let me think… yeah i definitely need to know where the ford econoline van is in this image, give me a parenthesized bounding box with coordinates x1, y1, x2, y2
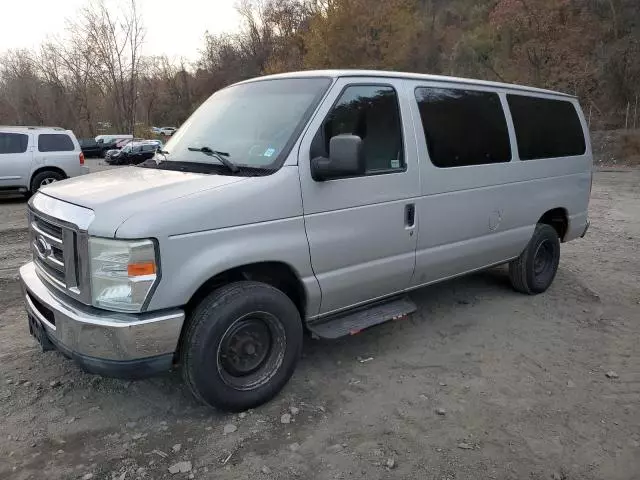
(19, 70, 591, 411)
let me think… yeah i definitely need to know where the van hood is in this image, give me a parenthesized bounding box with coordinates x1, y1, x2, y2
(40, 166, 248, 237)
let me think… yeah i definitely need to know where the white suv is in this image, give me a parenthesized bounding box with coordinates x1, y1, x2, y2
(0, 126, 89, 194)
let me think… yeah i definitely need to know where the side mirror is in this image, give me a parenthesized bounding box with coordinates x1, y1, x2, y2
(311, 134, 365, 181)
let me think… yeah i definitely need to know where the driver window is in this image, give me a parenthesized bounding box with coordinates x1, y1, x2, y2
(311, 85, 404, 175)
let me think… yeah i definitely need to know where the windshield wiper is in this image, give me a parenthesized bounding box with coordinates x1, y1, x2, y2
(187, 146, 239, 173)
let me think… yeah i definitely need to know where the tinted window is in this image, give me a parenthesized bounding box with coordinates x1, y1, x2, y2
(415, 87, 511, 168)
(311, 85, 404, 174)
(507, 95, 586, 160)
(38, 134, 75, 152)
(142, 144, 157, 152)
(0, 133, 29, 154)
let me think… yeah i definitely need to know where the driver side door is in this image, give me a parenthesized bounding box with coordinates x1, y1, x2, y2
(299, 78, 420, 317)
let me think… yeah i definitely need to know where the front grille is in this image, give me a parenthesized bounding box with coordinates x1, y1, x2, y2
(30, 210, 82, 297)
(51, 245, 64, 263)
(33, 216, 63, 239)
(35, 257, 66, 285)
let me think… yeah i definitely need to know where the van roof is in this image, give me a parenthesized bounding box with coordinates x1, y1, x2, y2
(0, 126, 68, 132)
(238, 69, 575, 99)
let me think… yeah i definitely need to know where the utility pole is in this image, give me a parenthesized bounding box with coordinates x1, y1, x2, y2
(634, 94, 638, 130)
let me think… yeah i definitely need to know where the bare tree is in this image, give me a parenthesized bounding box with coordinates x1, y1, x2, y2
(39, 30, 102, 136)
(74, 0, 145, 133)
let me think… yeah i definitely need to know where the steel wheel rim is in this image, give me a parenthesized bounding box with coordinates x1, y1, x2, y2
(217, 312, 286, 391)
(533, 239, 555, 279)
(40, 177, 57, 187)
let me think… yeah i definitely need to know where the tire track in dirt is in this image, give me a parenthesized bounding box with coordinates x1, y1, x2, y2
(0, 227, 31, 285)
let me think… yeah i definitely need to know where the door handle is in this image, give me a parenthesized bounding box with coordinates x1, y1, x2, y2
(405, 203, 415, 228)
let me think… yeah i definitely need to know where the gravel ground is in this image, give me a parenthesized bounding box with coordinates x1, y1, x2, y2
(0, 166, 639, 480)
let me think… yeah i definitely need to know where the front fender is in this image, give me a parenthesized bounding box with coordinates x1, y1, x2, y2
(146, 216, 321, 318)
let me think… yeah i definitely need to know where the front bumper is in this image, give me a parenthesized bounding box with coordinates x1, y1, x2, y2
(19, 262, 185, 378)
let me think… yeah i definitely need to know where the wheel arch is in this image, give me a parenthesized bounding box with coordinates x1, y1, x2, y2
(185, 261, 308, 319)
(175, 261, 308, 365)
(537, 207, 569, 242)
(29, 166, 67, 191)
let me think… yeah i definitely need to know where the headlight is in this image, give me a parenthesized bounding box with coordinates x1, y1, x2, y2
(89, 237, 159, 313)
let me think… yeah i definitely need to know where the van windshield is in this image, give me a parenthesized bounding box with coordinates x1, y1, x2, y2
(157, 77, 331, 172)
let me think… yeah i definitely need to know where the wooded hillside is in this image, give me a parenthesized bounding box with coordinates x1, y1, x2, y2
(1, 0, 638, 136)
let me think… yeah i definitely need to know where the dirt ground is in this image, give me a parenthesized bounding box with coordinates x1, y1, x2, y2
(0, 164, 639, 480)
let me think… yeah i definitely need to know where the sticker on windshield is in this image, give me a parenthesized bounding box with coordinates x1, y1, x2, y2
(391, 159, 400, 169)
(263, 148, 276, 157)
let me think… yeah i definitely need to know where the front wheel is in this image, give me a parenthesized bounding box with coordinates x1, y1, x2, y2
(181, 281, 303, 411)
(509, 223, 560, 294)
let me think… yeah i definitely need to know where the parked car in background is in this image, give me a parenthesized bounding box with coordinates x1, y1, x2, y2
(159, 127, 177, 136)
(95, 134, 133, 144)
(104, 139, 162, 161)
(104, 140, 159, 165)
(0, 126, 88, 194)
(96, 139, 120, 157)
(79, 138, 103, 158)
(103, 147, 123, 161)
(116, 138, 143, 148)
(145, 139, 163, 149)
(150, 126, 162, 134)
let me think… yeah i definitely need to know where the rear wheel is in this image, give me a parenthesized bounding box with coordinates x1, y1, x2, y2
(181, 281, 303, 411)
(509, 224, 560, 294)
(30, 170, 64, 193)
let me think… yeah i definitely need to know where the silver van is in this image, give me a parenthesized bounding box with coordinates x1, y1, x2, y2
(19, 70, 591, 410)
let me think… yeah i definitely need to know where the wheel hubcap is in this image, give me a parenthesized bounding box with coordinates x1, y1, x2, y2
(533, 239, 554, 278)
(219, 319, 272, 376)
(217, 312, 286, 391)
(40, 178, 57, 187)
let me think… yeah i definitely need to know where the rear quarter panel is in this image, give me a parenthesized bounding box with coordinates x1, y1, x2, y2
(31, 132, 83, 180)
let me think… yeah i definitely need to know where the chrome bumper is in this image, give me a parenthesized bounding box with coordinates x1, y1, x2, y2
(19, 262, 184, 376)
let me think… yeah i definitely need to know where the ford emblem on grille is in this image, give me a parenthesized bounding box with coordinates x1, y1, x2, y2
(34, 235, 52, 260)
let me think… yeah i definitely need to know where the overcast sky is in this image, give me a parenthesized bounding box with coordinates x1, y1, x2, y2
(0, 0, 240, 60)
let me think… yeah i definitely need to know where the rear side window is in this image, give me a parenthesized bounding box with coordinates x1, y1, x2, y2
(38, 134, 75, 152)
(507, 95, 586, 160)
(415, 87, 511, 168)
(0, 133, 29, 154)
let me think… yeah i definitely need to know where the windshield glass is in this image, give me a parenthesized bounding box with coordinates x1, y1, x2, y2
(160, 77, 331, 169)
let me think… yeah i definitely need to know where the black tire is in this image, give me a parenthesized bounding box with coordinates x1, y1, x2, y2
(181, 281, 303, 411)
(509, 223, 561, 295)
(30, 170, 65, 192)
